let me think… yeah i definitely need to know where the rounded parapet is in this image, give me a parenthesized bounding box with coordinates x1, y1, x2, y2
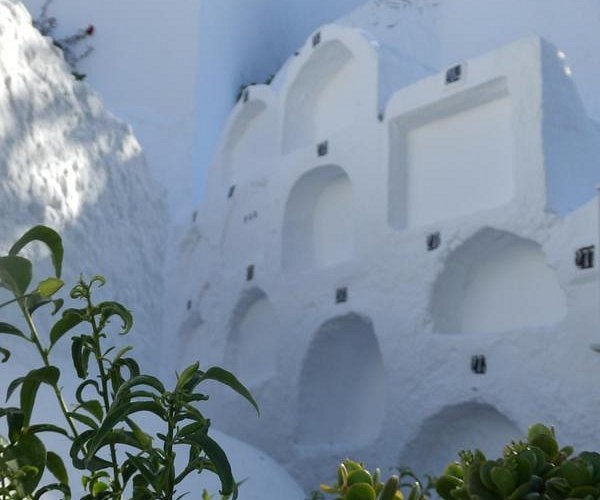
(281, 25, 378, 154)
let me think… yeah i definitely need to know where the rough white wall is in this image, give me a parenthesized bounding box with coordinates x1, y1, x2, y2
(20, 0, 201, 218)
(0, 2, 167, 495)
(170, 28, 600, 492)
(0, 0, 167, 366)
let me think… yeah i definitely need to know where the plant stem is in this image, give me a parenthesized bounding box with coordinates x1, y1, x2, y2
(19, 301, 79, 439)
(0, 293, 31, 310)
(163, 403, 176, 500)
(86, 295, 123, 498)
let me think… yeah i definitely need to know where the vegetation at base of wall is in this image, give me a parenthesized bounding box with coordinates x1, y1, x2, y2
(314, 424, 600, 500)
(0, 225, 258, 499)
(435, 423, 600, 500)
(313, 459, 431, 500)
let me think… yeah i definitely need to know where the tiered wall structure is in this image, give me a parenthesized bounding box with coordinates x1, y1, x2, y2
(169, 26, 600, 488)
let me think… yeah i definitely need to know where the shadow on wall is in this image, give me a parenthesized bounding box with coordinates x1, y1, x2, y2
(283, 39, 360, 154)
(226, 288, 281, 388)
(400, 402, 523, 478)
(0, 35, 166, 367)
(297, 312, 385, 448)
(431, 228, 567, 334)
(282, 164, 354, 271)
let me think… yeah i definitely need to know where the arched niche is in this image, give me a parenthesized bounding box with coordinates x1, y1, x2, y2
(400, 403, 522, 478)
(226, 288, 280, 387)
(221, 91, 275, 184)
(297, 313, 385, 447)
(283, 40, 362, 153)
(282, 165, 354, 271)
(432, 228, 567, 334)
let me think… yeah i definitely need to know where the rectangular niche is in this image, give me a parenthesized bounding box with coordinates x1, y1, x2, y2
(388, 78, 515, 229)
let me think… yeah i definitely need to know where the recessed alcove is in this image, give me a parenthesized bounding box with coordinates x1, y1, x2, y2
(222, 97, 273, 183)
(432, 228, 567, 334)
(388, 78, 515, 229)
(297, 313, 385, 447)
(226, 288, 280, 387)
(400, 403, 522, 477)
(282, 165, 354, 271)
(283, 40, 362, 153)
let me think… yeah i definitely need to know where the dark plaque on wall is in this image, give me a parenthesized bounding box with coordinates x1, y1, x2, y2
(335, 287, 348, 304)
(471, 355, 486, 374)
(575, 246, 595, 269)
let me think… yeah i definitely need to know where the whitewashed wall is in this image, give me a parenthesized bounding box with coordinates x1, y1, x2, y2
(170, 27, 600, 491)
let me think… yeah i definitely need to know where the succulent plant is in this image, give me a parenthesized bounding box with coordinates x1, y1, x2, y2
(435, 423, 600, 500)
(319, 459, 428, 500)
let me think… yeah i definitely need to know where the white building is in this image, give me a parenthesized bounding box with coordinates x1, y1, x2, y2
(170, 26, 600, 488)
(4, 0, 600, 495)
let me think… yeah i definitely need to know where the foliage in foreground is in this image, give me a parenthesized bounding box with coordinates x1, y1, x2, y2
(315, 459, 431, 500)
(0, 225, 258, 499)
(435, 423, 600, 500)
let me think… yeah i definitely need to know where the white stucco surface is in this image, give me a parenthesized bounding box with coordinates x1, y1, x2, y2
(4, 0, 600, 497)
(170, 24, 600, 491)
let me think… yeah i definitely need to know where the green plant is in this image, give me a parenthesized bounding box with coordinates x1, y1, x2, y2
(434, 423, 600, 500)
(317, 459, 429, 500)
(0, 225, 258, 499)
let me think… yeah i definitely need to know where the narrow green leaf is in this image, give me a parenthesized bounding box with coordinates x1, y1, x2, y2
(86, 402, 167, 459)
(192, 433, 237, 498)
(51, 298, 64, 315)
(14, 431, 47, 494)
(0, 322, 27, 339)
(98, 301, 133, 335)
(51, 310, 84, 347)
(46, 451, 69, 485)
(92, 481, 109, 495)
(0, 346, 9, 363)
(26, 292, 51, 315)
(9, 225, 64, 278)
(126, 453, 156, 486)
(176, 362, 200, 391)
(114, 375, 166, 402)
(6, 407, 24, 442)
(28, 424, 70, 437)
(79, 400, 104, 422)
(67, 411, 99, 430)
(75, 380, 102, 406)
(6, 376, 25, 402)
(71, 337, 91, 379)
(0, 256, 32, 296)
(20, 366, 61, 426)
(198, 367, 259, 415)
(37, 277, 64, 297)
(33, 483, 71, 500)
(125, 417, 152, 449)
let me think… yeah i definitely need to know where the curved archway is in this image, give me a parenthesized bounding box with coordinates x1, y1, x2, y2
(227, 288, 280, 387)
(297, 313, 385, 447)
(282, 165, 354, 271)
(400, 402, 522, 478)
(432, 228, 567, 334)
(283, 40, 363, 153)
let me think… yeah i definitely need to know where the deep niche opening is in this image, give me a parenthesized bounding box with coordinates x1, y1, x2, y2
(282, 165, 354, 271)
(283, 40, 360, 154)
(400, 402, 522, 479)
(431, 228, 567, 334)
(226, 288, 280, 387)
(297, 313, 385, 448)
